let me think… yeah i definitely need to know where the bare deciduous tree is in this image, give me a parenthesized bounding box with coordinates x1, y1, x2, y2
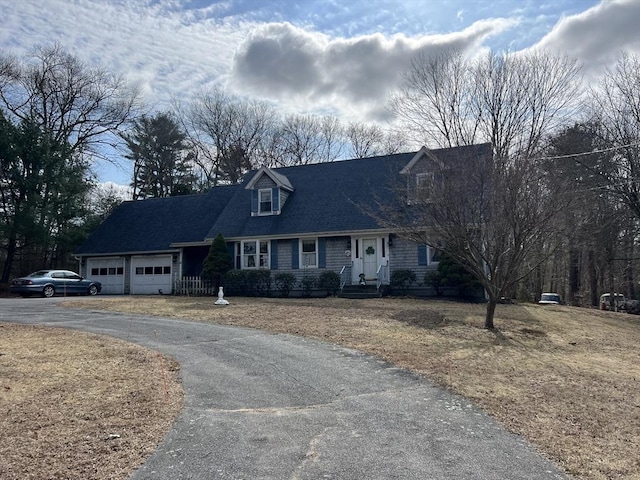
(346, 121, 385, 157)
(391, 49, 481, 148)
(317, 115, 345, 163)
(372, 146, 568, 329)
(391, 49, 582, 159)
(180, 87, 276, 185)
(276, 114, 324, 166)
(0, 43, 139, 156)
(588, 51, 640, 220)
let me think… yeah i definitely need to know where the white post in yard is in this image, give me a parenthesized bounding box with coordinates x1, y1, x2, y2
(215, 286, 229, 305)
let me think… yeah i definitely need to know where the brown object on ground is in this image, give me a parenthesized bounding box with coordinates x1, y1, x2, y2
(0, 324, 183, 480)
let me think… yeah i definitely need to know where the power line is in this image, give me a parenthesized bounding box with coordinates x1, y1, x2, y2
(537, 142, 640, 161)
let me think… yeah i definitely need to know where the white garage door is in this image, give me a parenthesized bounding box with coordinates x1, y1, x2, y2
(87, 257, 125, 294)
(131, 255, 173, 295)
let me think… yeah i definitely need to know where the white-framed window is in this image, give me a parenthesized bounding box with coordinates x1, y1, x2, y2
(416, 172, 434, 189)
(427, 244, 442, 265)
(242, 240, 270, 269)
(259, 189, 272, 214)
(416, 172, 435, 201)
(300, 239, 317, 268)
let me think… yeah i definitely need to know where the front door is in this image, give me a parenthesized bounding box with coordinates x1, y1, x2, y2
(362, 238, 378, 279)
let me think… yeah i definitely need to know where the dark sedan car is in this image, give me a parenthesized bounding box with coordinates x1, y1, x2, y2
(10, 270, 102, 298)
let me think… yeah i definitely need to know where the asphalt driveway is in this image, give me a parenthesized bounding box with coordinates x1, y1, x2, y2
(0, 298, 569, 479)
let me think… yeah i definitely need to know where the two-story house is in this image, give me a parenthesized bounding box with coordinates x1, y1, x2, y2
(75, 143, 492, 295)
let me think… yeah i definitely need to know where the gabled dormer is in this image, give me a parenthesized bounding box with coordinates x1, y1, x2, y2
(245, 166, 294, 216)
(401, 143, 494, 205)
(400, 146, 442, 204)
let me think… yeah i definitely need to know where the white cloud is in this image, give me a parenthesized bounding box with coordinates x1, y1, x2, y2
(230, 18, 518, 121)
(95, 181, 132, 201)
(0, 0, 249, 109)
(534, 0, 640, 78)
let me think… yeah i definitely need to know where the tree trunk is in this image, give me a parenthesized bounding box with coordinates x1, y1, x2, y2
(484, 298, 497, 330)
(1, 233, 17, 283)
(588, 250, 598, 307)
(568, 247, 580, 306)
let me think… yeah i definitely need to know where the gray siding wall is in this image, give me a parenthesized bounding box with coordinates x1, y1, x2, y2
(272, 236, 430, 283)
(326, 236, 351, 270)
(278, 239, 292, 270)
(280, 190, 290, 208)
(389, 236, 436, 284)
(272, 236, 350, 283)
(256, 176, 276, 188)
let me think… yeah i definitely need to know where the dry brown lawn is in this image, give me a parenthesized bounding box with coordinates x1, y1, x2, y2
(0, 323, 183, 480)
(3, 295, 640, 479)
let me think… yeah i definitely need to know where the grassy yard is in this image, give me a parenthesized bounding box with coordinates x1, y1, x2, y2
(0, 323, 183, 480)
(3, 295, 640, 479)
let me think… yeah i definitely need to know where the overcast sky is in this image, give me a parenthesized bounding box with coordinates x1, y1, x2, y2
(1, 0, 639, 185)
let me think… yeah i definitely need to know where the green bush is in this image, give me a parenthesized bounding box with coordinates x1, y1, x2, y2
(390, 269, 416, 295)
(222, 270, 248, 295)
(246, 270, 271, 296)
(436, 254, 481, 299)
(317, 270, 340, 296)
(274, 272, 296, 297)
(424, 270, 443, 296)
(300, 274, 316, 298)
(222, 270, 272, 296)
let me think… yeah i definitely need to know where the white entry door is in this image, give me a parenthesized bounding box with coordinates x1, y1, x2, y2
(362, 238, 378, 279)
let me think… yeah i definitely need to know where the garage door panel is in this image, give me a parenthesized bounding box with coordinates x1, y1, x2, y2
(87, 258, 125, 294)
(131, 256, 173, 294)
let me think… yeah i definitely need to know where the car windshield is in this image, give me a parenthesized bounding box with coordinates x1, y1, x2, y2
(541, 294, 560, 301)
(27, 271, 50, 278)
(602, 294, 623, 299)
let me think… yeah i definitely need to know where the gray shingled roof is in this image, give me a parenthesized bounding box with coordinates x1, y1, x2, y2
(206, 151, 416, 239)
(76, 144, 492, 255)
(75, 185, 237, 255)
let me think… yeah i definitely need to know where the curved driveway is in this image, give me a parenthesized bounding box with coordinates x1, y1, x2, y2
(0, 298, 569, 480)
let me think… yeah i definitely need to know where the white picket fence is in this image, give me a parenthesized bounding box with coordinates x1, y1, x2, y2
(174, 276, 216, 296)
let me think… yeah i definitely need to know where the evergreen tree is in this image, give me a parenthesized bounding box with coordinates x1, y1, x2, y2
(201, 234, 232, 291)
(0, 113, 91, 281)
(437, 253, 482, 299)
(123, 112, 197, 199)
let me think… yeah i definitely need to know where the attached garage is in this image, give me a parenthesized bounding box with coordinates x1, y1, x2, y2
(131, 255, 174, 295)
(87, 257, 125, 294)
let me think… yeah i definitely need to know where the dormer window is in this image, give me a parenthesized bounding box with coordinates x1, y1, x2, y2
(246, 166, 293, 217)
(259, 189, 272, 214)
(415, 172, 435, 203)
(416, 172, 434, 190)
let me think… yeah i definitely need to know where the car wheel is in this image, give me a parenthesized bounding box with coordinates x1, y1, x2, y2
(42, 285, 55, 298)
(88, 285, 98, 296)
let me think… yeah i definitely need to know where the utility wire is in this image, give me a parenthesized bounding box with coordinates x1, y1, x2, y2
(537, 142, 640, 161)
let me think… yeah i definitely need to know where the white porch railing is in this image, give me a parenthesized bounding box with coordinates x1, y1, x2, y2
(376, 264, 389, 292)
(340, 264, 352, 293)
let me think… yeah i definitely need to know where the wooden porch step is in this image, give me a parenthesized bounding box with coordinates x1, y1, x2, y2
(338, 284, 388, 299)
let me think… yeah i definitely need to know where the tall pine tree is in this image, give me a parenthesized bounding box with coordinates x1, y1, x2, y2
(123, 112, 197, 199)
